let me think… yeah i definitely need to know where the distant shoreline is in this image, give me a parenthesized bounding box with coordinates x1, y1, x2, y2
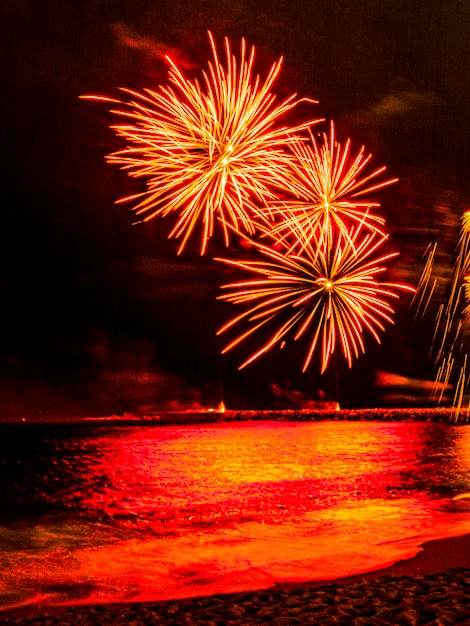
(1, 406, 468, 425)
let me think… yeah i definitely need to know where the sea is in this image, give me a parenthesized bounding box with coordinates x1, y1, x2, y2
(1, 417, 470, 612)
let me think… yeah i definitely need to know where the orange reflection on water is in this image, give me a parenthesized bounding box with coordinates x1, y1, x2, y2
(2, 421, 470, 611)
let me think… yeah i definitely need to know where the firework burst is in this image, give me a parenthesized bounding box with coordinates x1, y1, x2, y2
(83, 32, 321, 254)
(216, 219, 414, 374)
(266, 122, 397, 253)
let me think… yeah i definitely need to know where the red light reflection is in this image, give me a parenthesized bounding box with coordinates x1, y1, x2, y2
(1, 421, 470, 611)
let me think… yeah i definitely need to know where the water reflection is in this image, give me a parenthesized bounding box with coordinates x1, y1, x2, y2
(1, 420, 470, 610)
(69, 421, 470, 524)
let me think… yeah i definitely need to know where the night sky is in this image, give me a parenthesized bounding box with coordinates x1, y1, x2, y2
(1, 0, 470, 419)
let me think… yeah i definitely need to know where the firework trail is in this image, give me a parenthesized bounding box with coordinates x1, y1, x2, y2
(426, 210, 470, 416)
(444, 211, 470, 319)
(82, 32, 321, 254)
(450, 354, 468, 422)
(459, 211, 470, 323)
(410, 242, 438, 323)
(216, 219, 413, 374)
(431, 351, 454, 403)
(431, 211, 470, 364)
(265, 121, 397, 253)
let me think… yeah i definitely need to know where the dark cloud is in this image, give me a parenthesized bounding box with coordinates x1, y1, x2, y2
(111, 22, 198, 70)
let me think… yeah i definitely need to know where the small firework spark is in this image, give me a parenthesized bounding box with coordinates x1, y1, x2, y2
(82, 32, 321, 254)
(266, 121, 397, 253)
(410, 242, 438, 323)
(216, 219, 413, 374)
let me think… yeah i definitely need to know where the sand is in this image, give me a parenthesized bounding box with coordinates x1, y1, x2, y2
(2, 533, 470, 625)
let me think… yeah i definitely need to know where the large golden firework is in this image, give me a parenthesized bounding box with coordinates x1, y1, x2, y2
(267, 122, 397, 253)
(83, 32, 320, 254)
(216, 219, 414, 374)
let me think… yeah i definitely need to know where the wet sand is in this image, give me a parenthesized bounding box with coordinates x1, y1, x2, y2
(3, 533, 470, 625)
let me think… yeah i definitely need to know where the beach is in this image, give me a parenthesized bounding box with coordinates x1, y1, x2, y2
(2, 533, 470, 625)
(2, 414, 470, 624)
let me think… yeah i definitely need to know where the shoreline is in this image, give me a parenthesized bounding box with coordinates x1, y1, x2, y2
(276, 531, 470, 589)
(1, 406, 469, 426)
(3, 533, 470, 624)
